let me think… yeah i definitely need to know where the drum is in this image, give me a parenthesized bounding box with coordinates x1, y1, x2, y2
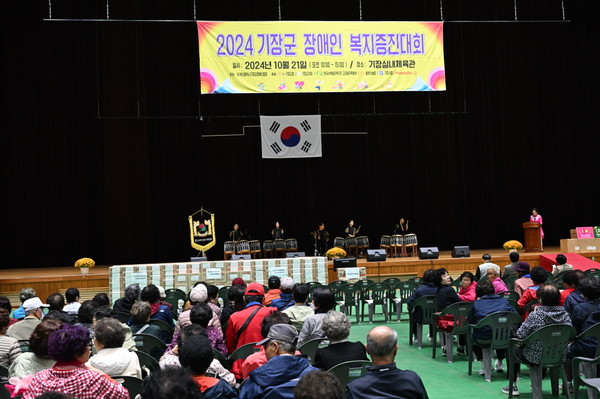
(344, 237, 357, 248)
(236, 240, 251, 254)
(249, 240, 261, 258)
(333, 237, 345, 248)
(357, 236, 370, 249)
(391, 235, 404, 247)
(274, 239, 286, 250)
(285, 238, 298, 251)
(224, 241, 235, 260)
(403, 234, 418, 246)
(380, 235, 391, 248)
(262, 240, 274, 258)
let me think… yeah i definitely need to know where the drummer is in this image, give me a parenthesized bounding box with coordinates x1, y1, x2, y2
(315, 223, 330, 255)
(229, 223, 244, 241)
(345, 220, 357, 237)
(394, 217, 410, 235)
(271, 221, 284, 240)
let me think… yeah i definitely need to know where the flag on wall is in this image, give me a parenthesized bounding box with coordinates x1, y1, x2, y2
(260, 115, 322, 159)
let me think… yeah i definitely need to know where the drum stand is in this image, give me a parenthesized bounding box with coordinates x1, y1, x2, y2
(313, 233, 319, 256)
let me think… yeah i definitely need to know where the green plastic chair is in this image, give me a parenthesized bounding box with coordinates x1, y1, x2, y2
(335, 284, 363, 323)
(328, 280, 349, 291)
(450, 279, 462, 291)
(467, 311, 522, 381)
(218, 286, 231, 308)
(502, 274, 517, 291)
(113, 375, 143, 399)
(133, 333, 167, 361)
(408, 295, 436, 348)
(134, 349, 160, 379)
(407, 276, 423, 284)
(551, 271, 567, 290)
(432, 301, 473, 363)
(164, 289, 187, 316)
(382, 277, 402, 287)
(360, 282, 391, 323)
(507, 323, 576, 399)
(390, 281, 418, 321)
(223, 341, 258, 370)
(587, 271, 600, 280)
(327, 360, 372, 388)
(585, 268, 600, 275)
(354, 279, 375, 292)
(519, 298, 539, 317)
(499, 290, 520, 301)
(149, 318, 174, 342)
(297, 337, 329, 364)
(306, 281, 323, 289)
(575, 322, 600, 358)
(0, 365, 8, 378)
(572, 355, 600, 399)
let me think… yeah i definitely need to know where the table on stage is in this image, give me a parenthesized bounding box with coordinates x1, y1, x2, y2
(538, 252, 600, 272)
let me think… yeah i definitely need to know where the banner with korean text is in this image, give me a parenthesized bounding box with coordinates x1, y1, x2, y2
(197, 21, 445, 94)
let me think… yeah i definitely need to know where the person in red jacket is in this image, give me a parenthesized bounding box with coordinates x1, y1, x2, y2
(225, 282, 276, 379)
(517, 267, 549, 319)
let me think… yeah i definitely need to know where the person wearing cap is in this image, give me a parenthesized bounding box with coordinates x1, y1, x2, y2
(7, 297, 48, 342)
(12, 288, 37, 320)
(231, 277, 246, 287)
(239, 324, 317, 399)
(271, 277, 295, 311)
(513, 262, 533, 297)
(346, 326, 429, 399)
(264, 276, 282, 306)
(155, 285, 174, 311)
(226, 282, 277, 379)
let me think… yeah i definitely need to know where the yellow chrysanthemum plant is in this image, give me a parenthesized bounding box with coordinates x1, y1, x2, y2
(503, 240, 523, 251)
(74, 257, 95, 269)
(325, 247, 347, 260)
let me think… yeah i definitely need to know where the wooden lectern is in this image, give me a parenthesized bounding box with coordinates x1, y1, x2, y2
(522, 222, 542, 252)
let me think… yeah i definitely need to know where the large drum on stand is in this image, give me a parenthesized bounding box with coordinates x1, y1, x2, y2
(403, 234, 418, 256)
(390, 234, 404, 257)
(224, 241, 235, 260)
(263, 240, 274, 258)
(285, 238, 298, 252)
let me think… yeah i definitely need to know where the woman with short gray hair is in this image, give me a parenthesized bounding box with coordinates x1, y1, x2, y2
(312, 311, 368, 370)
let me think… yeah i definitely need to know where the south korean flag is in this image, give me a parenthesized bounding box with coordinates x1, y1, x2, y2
(260, 115, 322, 159)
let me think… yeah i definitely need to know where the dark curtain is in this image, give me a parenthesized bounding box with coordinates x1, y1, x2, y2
(1, 0, 595, 269)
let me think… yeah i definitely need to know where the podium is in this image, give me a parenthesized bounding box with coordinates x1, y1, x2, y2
(522, 222, 542, 252)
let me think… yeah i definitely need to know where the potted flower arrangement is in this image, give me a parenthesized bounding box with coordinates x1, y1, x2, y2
(503, 240, 523, 253)
(325, 247, 347, 260)
(74, 257, 95, 275)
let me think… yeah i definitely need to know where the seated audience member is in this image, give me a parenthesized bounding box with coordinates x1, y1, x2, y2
(139, 366, 203, 399)
(552, 254, 573, 276)
(240, 324, 317, 399)
(87, 317, 141, 378)
(0, 297, 19, 327)
(563, 271, 588, 315)
(434, 268, 462, 354)
(155, 285, 173, 311)
(476, 254, 500, 281)
(9, 319, 62, 378)
(12, 288, 37, 320)
(159, 324, 236, 387)
(486, 265, 508, 295)
(271, 277, 296, 311)
(7, 297, 48, 342)
(113, 284, 140, 322)
(179, 334, 238, 399)
(559, 270, 577, 305)
(175, 284, 221, 340)
(513, 262, 533, 297)
(297, 286, 336, 347)
(467, 280, 517, 378)
(293, 370, 344, 399)
(62, 288, 81, 315)
(206, 284, 222, 317)
(242, 311, 295, 379)
(92, 305, 136, 351)
(313, 311, 367, 370)
(503, 252, 520, 279)
(346, 326, 429, 399)
(264, 276, 283, 306)
(129, 301, 162, 339)
(458, 271, 477, 302)
(517, 266, 549, 314)
(140, 285, 175, 329)
(502, 284, 572, 396)
(225, 283, 277, 379)
(407, 269, 438, 344)
(74, 300, 98, 337)
(283, 283, 314, 332)
(190, 303, 227, 355)
(0, 309, 21, 368)
(20, 324, 129, 399)
(91, 293, 110, 307)
(45, 293, 76, 324)
(220, 284, 246, 334)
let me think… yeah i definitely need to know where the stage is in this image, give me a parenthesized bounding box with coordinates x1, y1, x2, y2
(2, 247, 599, 305)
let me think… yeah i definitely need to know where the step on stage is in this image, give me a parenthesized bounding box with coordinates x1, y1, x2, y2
(2, 247, 599, 303)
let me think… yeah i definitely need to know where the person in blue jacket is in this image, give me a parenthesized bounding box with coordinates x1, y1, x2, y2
(239, 323, 317, 399)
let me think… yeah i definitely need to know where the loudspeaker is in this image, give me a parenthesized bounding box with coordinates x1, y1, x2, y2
(451, 246, 471, 258)
(232, 254, 251, 260)
(366, 249, 387, 262)
(333, 257, 357, 271)
(190, 257, 207, 262)
(418, 247, 440, 260)
(285, 252, 305, 258)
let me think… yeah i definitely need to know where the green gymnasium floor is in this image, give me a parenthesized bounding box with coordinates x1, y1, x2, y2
(346, 317, 570, 399)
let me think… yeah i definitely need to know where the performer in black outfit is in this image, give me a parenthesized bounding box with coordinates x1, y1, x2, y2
(271, 221, 284, 240)
(394, 217, 410, 235)
(345, 220, 358, 237)
(315, 223, 330, 256)
(229, 223, 243, 241)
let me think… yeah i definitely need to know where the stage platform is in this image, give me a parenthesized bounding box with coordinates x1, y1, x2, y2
(2, 247, 599, 305)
